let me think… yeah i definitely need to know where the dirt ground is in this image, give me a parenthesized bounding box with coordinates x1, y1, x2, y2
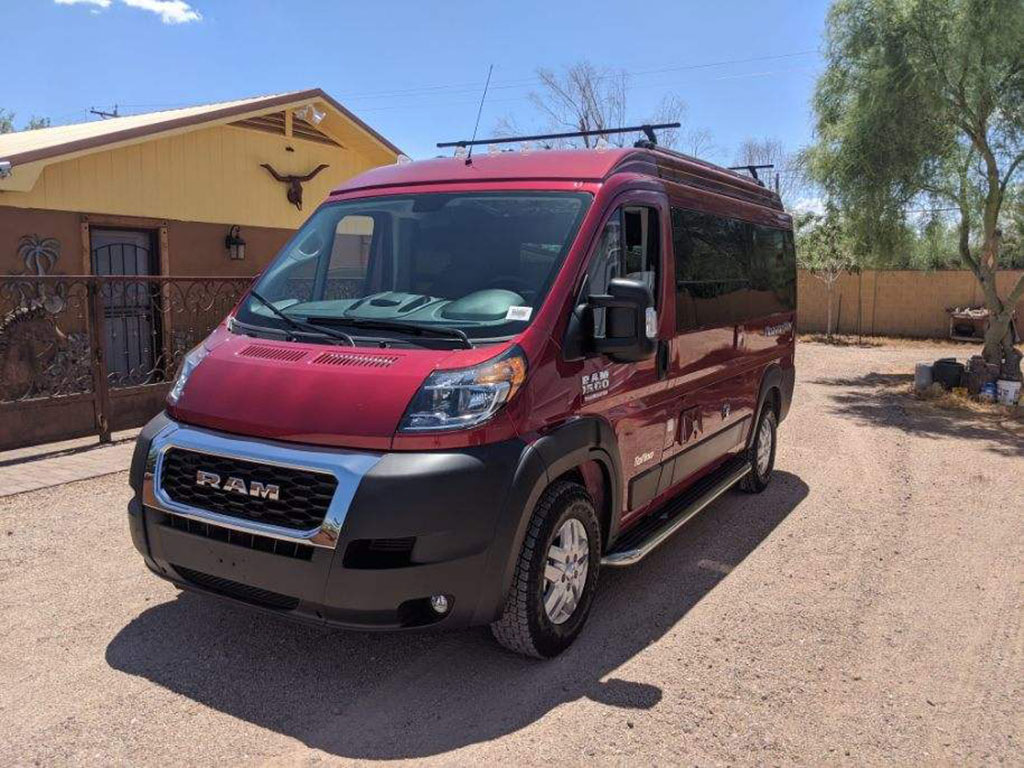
(1, 341, 1021, 767)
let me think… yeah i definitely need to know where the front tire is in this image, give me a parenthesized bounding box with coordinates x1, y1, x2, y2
(740, 406, 777, 493)
(490, 480, 601, 658)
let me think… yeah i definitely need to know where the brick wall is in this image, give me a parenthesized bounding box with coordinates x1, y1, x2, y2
(797, 269, 1024, 338)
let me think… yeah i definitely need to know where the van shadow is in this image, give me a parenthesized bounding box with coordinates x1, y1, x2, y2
(105, 471, 808, 760)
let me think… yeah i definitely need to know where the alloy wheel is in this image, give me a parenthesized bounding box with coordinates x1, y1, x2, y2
(543, 518, 589, 625)
(756, 415, 774, 477)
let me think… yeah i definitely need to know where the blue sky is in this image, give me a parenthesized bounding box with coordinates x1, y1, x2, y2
(3, 0, 830, 166)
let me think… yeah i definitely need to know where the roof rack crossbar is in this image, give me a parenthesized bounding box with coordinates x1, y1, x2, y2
(727, 163, 774, 183)
(437, 123, 681, 149)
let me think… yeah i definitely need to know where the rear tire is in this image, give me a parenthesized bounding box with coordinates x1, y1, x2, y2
(490, 480, 601, 658)
(739, 406, 777, 493)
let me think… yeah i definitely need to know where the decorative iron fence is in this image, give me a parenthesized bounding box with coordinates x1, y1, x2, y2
(0, 275, 253, 451)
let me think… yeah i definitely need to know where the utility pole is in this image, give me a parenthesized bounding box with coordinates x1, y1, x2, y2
(90, 107, 119, 120)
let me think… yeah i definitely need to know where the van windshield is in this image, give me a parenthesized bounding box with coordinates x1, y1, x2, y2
(236, 192, 591, 344)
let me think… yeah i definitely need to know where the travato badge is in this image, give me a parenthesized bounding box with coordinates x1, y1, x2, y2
(764, 321, 793, 337)
(195, 469, 280, 501)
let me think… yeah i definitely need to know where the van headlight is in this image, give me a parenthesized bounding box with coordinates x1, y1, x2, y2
(167, 343, 210, 405)
(399, 347, 527, 432)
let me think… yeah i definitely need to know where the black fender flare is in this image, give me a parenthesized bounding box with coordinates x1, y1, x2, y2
(748, 363, 788, 448)
(469, 417, 622, 626)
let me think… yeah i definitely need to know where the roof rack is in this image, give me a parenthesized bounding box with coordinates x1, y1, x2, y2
(727, 163, 774, 186)
(437, 123, 681, 149)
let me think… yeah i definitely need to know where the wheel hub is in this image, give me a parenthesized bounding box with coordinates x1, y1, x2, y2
(543, 518, 589, 625)
(756, 417, 773, 476)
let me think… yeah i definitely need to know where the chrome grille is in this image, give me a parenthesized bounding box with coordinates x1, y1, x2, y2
(160, 448, 337, 531)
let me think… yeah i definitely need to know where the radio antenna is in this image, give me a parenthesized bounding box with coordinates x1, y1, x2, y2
(464, 64, 493, 166)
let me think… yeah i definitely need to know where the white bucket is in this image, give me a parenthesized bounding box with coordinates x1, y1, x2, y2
(996, 379, 1021, 405)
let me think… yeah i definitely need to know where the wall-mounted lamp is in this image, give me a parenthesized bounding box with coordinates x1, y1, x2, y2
(294, 104, 326, 126)
(225, 225, 246, 261)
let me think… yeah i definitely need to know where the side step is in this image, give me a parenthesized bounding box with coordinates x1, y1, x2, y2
(601, 457, 751, 567)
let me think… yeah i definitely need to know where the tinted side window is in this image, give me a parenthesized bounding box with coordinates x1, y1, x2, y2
(672, 208, 748, 330)
(671, 207, 794, 331)
(749, 224, 796, 316)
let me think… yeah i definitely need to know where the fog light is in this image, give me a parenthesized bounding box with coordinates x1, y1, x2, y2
(430, 594, 450, 614)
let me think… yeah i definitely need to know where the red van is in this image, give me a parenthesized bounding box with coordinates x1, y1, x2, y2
(127, 135, 796, 658)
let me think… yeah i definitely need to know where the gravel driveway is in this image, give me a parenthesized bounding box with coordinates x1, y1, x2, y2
(1, 341, 1021, 766)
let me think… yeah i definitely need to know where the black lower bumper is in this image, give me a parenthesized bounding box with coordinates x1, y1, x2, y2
(129, 418, 543, 630)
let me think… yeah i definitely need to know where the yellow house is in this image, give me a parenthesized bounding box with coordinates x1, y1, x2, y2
(0, 90, 399, 451)
(0, 88, 401, 278)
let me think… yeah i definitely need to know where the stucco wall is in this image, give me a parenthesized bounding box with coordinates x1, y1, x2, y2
(797, 269, 1024, 338)
(0, 206, 289, 277)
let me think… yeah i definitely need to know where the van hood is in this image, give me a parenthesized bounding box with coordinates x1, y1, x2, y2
(168, 329, 508, 450)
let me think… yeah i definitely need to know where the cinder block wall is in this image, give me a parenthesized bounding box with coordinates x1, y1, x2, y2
(797, 269, 1024, 338)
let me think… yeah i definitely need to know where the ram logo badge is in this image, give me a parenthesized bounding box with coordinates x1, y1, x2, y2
(195, 470, 280, 501)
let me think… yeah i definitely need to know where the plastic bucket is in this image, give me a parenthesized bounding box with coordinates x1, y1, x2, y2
(932, 358, 965, 390)
(914, 363, 933, 391)
(996, 379, 1021, 405)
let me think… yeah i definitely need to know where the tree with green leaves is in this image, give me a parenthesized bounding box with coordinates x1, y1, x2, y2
(809, 0, 1024, 373)
(0, 110, 50, 133)
(796, 205, 857, 339)
(24, 116, 50, 130)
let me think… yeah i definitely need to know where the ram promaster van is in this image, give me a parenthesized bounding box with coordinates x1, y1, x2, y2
(127, 128, 796, 658)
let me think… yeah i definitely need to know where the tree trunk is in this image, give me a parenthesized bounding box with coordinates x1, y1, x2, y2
(983, 310, 1015, 370)
(980, 304, 1007, 366)
(826, 284, 834, 339)
(975, 233, 1024, 369)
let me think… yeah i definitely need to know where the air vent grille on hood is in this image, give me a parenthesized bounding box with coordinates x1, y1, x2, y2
(311, 351, 399, 368)
(238, 344, 308, 362)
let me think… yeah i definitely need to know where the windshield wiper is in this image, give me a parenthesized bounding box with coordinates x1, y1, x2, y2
(247, 290, 355, 347)
(304, 316, 473, 349)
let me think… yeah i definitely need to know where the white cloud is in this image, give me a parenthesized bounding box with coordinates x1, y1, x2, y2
(121, 0, 202, 24)
(55, 0, 112, 7)
(54, 0, 202, 24)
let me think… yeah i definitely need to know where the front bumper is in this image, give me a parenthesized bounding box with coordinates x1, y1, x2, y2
(128, 414, 531, 630)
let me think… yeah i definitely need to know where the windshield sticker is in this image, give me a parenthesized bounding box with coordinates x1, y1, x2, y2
(505, 305, 533, 322)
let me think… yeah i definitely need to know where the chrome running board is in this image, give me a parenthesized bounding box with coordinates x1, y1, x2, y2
(601, 460, 751, 567)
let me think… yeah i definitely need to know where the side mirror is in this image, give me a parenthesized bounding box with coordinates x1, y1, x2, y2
(588, 277, 657, 363)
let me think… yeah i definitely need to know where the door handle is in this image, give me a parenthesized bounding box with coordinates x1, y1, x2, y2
(656, 340, 669, 380)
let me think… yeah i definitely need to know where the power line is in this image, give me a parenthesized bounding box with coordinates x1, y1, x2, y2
(332, 49, 819, 102)
(48, 48, 821, 128)
(349, 64, 820, 115)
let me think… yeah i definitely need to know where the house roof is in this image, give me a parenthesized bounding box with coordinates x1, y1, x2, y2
(0, 88, 402, 166)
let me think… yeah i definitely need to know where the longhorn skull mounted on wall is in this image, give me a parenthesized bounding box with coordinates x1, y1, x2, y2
(259, 163, 330, 210)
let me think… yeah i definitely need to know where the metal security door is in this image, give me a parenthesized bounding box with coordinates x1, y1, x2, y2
(90, 229, 163, 387)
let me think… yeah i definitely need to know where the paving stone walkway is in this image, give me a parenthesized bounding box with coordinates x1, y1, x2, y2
(0, 429, 139, 497)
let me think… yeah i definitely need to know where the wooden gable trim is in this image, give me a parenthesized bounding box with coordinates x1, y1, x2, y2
(228, 111, 343, 148)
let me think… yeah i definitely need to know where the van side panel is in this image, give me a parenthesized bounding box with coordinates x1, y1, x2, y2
(608, 179, 795, 532)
